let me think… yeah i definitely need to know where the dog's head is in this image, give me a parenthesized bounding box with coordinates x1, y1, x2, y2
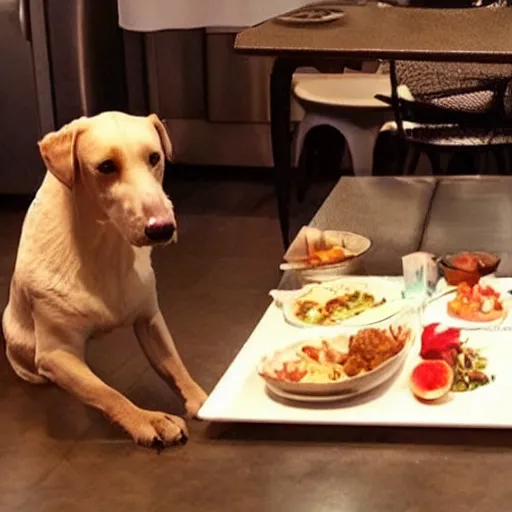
(38, 112, 176, 247)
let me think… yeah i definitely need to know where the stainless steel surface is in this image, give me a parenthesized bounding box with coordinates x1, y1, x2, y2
(18, 0, 29, 41)
(28, 0, 54, 135)
(45, 0, 127, 127)
(0, 0, 130, 194)
(145, 30, 205, 119)
(0, 0, 44, 193)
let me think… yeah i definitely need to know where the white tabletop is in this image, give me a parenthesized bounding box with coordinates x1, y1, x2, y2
(199, 276, 512, 429)
(117, 0, 313, 31)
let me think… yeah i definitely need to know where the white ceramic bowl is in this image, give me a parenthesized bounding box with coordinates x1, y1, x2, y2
(293, 230, 372, 284)
(258, 306, 419, 402)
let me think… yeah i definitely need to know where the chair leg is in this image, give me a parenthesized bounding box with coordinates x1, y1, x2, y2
(447, 152, 476, 175)
(426, 150, 443, 175)
(505, 147, 512, 175)
(402, 146, 421, 176)
(494, 147, 511, 175)
(504, 146, 512, 175)
(293, 116, 320, 205)
(479, 152, 488, 174)
(296, 144, 309, 203)
(342, 124, 381, 176)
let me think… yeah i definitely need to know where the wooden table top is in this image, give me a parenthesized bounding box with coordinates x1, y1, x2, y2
(235, 4, 512, 62)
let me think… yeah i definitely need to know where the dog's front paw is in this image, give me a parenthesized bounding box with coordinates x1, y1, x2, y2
(127, 410, 188, 450)
(184, 387, 208, 419)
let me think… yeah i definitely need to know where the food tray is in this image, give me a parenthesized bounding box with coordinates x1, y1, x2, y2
(198, 277, 512, 428)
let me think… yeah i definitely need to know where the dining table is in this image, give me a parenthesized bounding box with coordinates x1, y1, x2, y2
(234, 2, 512, 247)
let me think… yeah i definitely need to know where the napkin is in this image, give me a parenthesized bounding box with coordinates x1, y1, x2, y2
(402, 251, 439, 298)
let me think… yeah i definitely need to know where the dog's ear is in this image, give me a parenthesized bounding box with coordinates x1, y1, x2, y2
(38, 117, 86, 189)
(149, 114, 173, 161)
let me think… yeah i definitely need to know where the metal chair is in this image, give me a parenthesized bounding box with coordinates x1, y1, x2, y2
(375, 59, 512, 175)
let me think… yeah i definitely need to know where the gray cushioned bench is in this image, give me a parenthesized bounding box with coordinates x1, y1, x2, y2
(420, 177, 512, 275)
(281, 176, 512, 288)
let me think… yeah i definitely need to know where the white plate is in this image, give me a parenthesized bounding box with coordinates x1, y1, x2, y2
(198, 277, 512, 429)
(280, 278, 405, 328)
(423, 284, 510, 330)
(266, 384, 361, 403)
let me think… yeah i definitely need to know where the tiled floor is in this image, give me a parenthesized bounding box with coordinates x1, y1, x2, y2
(0, 175, 335, 512)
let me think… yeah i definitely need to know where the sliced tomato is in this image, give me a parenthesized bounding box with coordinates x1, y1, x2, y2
(317, 247, 343, 262)
(478, 285, 500, 298)
(453, 283, 502, 315)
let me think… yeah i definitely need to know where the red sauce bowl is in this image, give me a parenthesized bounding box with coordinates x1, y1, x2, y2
(439, 251, 500, 286)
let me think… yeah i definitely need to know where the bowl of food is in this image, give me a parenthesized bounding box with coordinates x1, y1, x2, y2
(281, 228, 372, 284)
(258, 307, 418, 401)
(438, 251, 500, 286)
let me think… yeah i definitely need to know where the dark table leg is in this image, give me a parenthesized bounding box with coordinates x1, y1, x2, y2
(270, 57, 297, 249)
(270, 57, 349, 249)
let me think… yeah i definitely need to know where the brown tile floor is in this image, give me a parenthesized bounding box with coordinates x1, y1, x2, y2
(0, 176, 335, 512)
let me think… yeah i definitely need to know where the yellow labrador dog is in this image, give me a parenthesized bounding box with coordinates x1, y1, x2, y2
(2, 112, 207, 449)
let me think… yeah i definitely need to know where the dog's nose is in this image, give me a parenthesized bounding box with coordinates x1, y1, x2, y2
(145, 219, 175, 242)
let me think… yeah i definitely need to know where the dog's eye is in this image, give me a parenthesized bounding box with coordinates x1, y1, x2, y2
(97, 159, 117, 174)
(149, 152, 161, 167)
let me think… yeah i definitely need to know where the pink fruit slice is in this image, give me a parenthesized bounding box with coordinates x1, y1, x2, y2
(410, 359, 454, 401)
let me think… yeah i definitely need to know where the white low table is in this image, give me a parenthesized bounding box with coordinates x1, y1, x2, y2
(199, 276, 512, 429)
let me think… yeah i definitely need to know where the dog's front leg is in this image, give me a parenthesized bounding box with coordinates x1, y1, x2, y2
(134, 310, 207, 418)
(34, 315, 188, 448)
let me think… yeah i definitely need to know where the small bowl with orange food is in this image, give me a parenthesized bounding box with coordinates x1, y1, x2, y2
(280, 228, 372, 284)
(438, 251, 501, 287)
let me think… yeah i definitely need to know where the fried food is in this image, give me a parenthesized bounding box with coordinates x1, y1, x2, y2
(306, 245, 347, 265)
(344, 327, 407, 377)
(262, 326, 410, 384)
